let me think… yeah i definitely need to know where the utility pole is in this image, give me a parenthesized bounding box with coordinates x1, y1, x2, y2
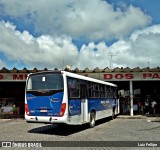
(62, 57, 64, 70)
(108, 52, 116, 69)
(147, 61, 149, 67)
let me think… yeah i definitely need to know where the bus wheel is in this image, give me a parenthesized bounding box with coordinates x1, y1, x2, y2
(89, 111, 96, 128)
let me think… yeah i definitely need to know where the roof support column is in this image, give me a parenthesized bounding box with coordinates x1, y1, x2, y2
(130, 80, 134, 116)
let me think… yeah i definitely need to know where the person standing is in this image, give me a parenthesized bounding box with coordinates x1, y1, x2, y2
(144, 100, 149, 114)
(137, 100, 142, 114)
(151, 100, 157, 114)
(16, 106, 20, 114)
(12, 105, 16, 115)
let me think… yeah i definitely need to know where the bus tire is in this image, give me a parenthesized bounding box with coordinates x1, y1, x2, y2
(89, 111, 96, 128)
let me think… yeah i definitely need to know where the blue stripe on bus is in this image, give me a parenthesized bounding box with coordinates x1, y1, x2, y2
(88, 98, 116, 112)
(68, 98, 117, 116)
(68, 99, 81, 116)
(26, 92, 63, 116)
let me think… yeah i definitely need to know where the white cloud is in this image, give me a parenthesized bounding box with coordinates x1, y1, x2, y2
(0, 21, 78, 69)
(0, 21, 160, 70)
(0, 0, 151, 40)
(109, 25, 160, 68)
(0, 59, 6, 68)
(78, 24, 160, 69)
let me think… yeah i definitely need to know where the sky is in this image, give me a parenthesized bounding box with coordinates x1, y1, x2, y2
(0, 0, 160, 70)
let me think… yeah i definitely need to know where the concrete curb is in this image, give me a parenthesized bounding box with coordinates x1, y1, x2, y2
(0, 114, 24, 119)
(117, 115, 147, 119)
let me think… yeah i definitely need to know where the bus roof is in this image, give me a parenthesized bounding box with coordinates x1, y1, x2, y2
(61, 71, 117, 87)
(28, 70, 117, 87)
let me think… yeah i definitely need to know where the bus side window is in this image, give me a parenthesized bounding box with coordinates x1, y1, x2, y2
(99, 85, 105, 98)
(106, 86, 113, 98)
(109, 87, 115, 99)
(87, 82, 92, 98)
(80, 85, 87, 99)
(109, 87, 113, 98)
(92, 83, 99, 98)
(105, 86, 108, 98)
(67, 77, 80, 98)
(113, 88, 117, 98)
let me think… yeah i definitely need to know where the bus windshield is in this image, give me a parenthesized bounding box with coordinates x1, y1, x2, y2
(27, 73, 64, 91)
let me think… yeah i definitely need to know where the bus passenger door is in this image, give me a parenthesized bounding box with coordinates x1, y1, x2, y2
(81, 85, 88, 123)
(81, 98, 88, 123)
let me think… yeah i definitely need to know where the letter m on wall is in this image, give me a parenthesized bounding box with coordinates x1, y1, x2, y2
(13, 74, 24, 80)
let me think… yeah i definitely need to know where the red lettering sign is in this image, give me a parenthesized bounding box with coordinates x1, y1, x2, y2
(13, 74, 24, 80)
(115, 74, 123, 79)
(25, 74, 28, 80)
(104, 74, 113, 79)
(143, 73, 152, 79)
(152, 73, 160, 79)
(0, 74, 3, 80)
(83, 74, 88, 77)
(104, 73, 134, 80)
(125, 73, 134, 79)
(143, 73, 160, 79)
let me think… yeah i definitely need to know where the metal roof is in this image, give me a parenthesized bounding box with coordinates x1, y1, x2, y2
(0, 66, 160, 73)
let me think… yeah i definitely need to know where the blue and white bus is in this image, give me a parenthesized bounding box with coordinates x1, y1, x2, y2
(25, 71, 119, 127)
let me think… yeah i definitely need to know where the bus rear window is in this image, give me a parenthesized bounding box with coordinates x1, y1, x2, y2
(27, 73, 64, 90)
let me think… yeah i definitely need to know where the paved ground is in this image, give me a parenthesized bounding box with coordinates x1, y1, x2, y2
(0, 117, 160, 149)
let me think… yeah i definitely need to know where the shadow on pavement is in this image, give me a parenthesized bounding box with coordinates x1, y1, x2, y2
(27, 117, 111, 136)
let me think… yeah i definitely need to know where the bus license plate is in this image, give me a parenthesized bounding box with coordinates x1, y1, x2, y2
(40, 110, 47, 112)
